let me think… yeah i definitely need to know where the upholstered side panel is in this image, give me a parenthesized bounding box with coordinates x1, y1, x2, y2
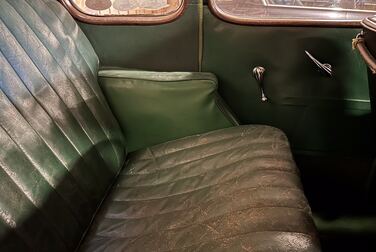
(0, 0, 125, 251)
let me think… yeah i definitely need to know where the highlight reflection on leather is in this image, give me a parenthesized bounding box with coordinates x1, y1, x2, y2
(81, 126, 320, 251)
(0, 0, 320, 251)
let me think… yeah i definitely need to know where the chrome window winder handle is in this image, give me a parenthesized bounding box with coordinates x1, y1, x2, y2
(252, 66, 268, 102)
(305, 50, 333, 77)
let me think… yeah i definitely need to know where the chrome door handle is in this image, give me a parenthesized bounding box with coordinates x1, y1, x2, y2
(252, 66, 268, 102)
(305, 50, 333, 77)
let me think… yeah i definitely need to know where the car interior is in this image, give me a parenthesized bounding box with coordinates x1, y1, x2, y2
(0, 0, 376, 251)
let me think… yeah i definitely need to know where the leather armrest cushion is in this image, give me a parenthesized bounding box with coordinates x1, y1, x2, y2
(98, 69, 238, 151)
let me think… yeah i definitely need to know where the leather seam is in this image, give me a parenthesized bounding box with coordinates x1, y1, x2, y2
(129, 127, 252, 159)
(99, 76, 217, 83)
(0, 93, 99, 222)
(11, 0, 122, 168)
(0, 119, 87, 229)
(0, 2, 116, 178)
(98, 74, 217, 84)
(119, 158, 297, 189)
(76, 150, 129, 251)
(0, 48, 102, 218)
(45, 0, 126, 164)
(214, 92, 239, 126)
(103, 195, 309, 220)
(133, 126, 286, 161)
(127, 139, 292, 175)
(124, 152, 294, 178)
(0, 44, 109, 204)
(0, 159, 70, 251)
(93, 206, 312, 241)
(111, 175, 301, 202)
(43, 0, 100, 88)
(162, 230, 319, 252)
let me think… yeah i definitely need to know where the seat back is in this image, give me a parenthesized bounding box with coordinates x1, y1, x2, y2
(0, 0, 125, 251)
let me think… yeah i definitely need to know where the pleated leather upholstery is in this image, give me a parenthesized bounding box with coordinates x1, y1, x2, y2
(0, 0, 125, 251)
(81, 126, 320, 251)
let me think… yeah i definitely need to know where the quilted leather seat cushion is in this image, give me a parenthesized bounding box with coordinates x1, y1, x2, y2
(81, 125, 320, 251)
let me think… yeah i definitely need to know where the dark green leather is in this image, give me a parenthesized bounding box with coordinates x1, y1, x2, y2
(202, 7, 372, 156)
(81, 126, 320, 251)
(99, 69, 237, 151)
(0, 0, 125, 251)
(79, 3, 200, 72)
(0, 0, 320, 251)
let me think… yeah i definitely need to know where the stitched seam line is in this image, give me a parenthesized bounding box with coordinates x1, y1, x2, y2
(133, 126, 285, 161)
(111, 174, 301, 202)
(94, 206, 312, 240)
(119, 157, 296, 189)
(127, 139, 291, 175)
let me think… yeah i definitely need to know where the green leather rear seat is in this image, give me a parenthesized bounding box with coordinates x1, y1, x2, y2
(0, 0, 320, 251)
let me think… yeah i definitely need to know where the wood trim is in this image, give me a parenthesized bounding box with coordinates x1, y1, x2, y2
(208, 0, 375, 28)
(362, 17, 376, 33)
(355, 33, 376, 74)
(59, 0, 188, 25)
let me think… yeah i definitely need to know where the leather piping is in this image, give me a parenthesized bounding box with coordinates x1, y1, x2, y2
(163, 230, 318, 252)
(103, 186, 306, 220)
(75, 152, 129, 252)
(3, 1, 121, 171)
(132, 135, 288, 163)
(98, 71, 239, 137)
(90, 206, 312, 240)
(198, 0, 203, 72)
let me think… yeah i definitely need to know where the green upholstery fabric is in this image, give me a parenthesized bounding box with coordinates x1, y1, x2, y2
(0, 0, 125, 251)
(0, 0, 320, 251)
(99, 69, 237, 151)
(81, 126, 320, 251)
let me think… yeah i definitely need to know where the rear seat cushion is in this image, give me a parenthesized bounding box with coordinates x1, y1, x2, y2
(80, 125, 320, 251)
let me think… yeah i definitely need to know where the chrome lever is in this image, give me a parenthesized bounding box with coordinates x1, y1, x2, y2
(252, 66, 268, 102)
(305, 50, 333, 77)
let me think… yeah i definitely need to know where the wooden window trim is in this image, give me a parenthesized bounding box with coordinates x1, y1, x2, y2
(59, 0, 187, 25)
(208, 0, 376, 27)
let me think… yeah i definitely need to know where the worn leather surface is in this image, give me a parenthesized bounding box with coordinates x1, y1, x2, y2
(81, 126, 320, 251)
(99, 69, 237, 151)
(0, 0, 125, 251)
(0, 0, 320, 251)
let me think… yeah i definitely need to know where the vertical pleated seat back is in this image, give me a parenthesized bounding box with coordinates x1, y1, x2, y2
(0, 0, 126, 251)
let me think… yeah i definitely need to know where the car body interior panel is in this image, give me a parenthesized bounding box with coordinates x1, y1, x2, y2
(1, 0, 376, 251)
(78, 1, 200, 72)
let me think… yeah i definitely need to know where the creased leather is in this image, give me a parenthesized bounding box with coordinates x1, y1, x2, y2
(0, 0, 125, 251)
(81, 126, 321, 251)
(0, 0, 320, 251)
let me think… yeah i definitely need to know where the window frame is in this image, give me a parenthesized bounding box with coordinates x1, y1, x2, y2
(59, 0, 187, 25)
(209, 0, 376, 27)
